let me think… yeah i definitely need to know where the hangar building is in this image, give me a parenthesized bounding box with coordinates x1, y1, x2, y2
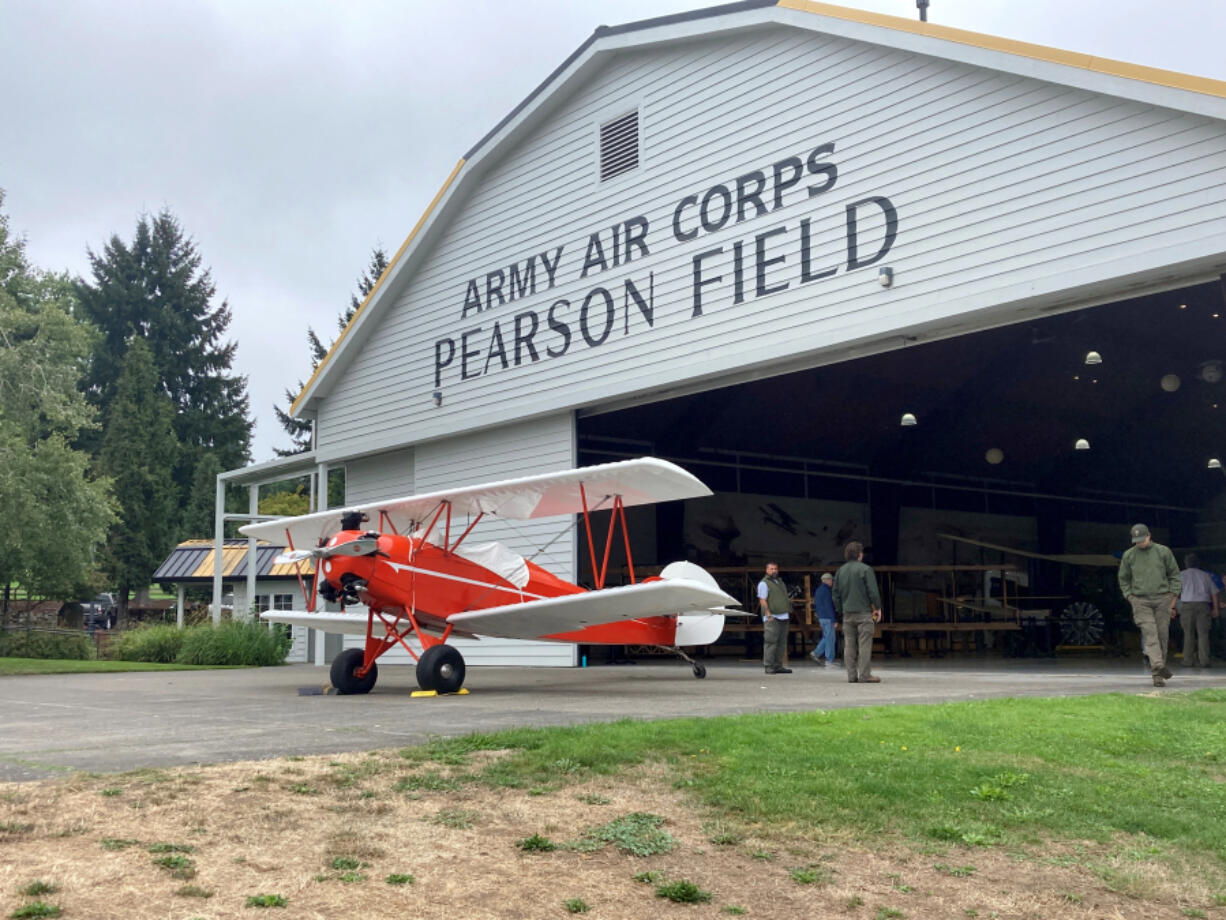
(215, 0, 1226, 667)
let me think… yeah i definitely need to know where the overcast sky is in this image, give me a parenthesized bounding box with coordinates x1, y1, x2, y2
(3, 0, 1224, 463)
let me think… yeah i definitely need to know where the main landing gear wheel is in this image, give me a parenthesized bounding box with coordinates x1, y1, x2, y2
(330, 647, 378, 695)
(692, 663, 707, 679)
(416, 644, 466, 693)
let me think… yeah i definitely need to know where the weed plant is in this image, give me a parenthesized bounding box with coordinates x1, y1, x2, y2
(17, 882, 58, 897)
(517, 833, 557, 852)
(245, 893, 288, 908)
(10, 903, 61, 919)
(654, 879, 711, 903)
(574, 812, 674, 856)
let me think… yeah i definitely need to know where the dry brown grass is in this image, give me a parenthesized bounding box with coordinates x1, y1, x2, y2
(0, 751, 1215, 920)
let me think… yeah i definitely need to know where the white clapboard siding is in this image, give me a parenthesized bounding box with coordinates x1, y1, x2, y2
(344, 448, 415, 505)
(344, 413, 577, 667)
(286, 625, 308, 663)
(314, 23, 1226, 463)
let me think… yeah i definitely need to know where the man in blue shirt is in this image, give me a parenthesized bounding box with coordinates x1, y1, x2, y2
(809, 572, 837, 667)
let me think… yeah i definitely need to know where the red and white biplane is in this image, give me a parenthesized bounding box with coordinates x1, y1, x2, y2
(239, 458, 736, 695)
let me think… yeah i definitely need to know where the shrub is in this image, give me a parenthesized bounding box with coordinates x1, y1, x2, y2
(0, 629, 93, 660)
(112, 624, 184, 662)
(176, 620, 291, 666)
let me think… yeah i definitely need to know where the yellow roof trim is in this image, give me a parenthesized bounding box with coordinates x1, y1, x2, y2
(291, 157, 468, 416)
(777, 0, 1226, 99)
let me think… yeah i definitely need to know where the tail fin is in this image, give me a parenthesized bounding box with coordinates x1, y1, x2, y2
(660, 561, 730, 645)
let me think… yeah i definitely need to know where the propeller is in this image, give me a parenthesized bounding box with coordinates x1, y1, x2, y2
(273, 537, 379, 566)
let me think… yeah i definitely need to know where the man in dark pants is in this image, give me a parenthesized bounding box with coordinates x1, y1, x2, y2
(832, 541, 882, 683)
(1177, 552, 1219, 668)
(1117, 523, 1181, 687)
(757, 562, 792, 674)
(810, 572, 837, 666)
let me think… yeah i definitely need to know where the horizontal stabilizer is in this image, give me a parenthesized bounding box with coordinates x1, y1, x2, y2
(447, 579, 736, 642)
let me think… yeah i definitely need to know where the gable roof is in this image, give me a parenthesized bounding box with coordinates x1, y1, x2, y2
(291, 0, 1226, 420)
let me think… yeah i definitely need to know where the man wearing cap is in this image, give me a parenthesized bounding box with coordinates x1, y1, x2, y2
(809, 572, 837, 667)
(757, 562, 792, 675)
(1117, 524, 1181, 687)
(1177, 553, 1219, 669)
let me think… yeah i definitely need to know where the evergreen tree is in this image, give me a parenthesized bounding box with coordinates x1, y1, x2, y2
(0, 193, 116, 611)
(99, 338, 179, 625)
(273, 246, 388, 456)
(181, 450, 221, 540)
(76, 210, 252, 527)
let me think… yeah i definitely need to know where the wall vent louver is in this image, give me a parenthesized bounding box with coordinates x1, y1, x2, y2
(599, 110, 639, 181)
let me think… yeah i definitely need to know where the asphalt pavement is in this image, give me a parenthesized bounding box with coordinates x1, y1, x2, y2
(2, 656, 1223, 782)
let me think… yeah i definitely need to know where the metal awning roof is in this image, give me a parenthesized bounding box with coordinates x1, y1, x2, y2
(153, 540, 315, 583)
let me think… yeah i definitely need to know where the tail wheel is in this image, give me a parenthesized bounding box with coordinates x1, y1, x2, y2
(330, 647, 378, 695)
(416, 644, 466, 693)
(692, 663, 707, 679)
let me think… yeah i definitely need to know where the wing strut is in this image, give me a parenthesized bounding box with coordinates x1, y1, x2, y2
(283, 528, 320, 611)
(579, 485, 635, 589)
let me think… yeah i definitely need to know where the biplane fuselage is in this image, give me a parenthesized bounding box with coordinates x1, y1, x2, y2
(322, 531, 688, 646)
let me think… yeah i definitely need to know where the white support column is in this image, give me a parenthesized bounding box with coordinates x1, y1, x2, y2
(176, 584, 185, 628)
(211, 475, 225, 625)
(246, 484, 259, 622)
(313, 460, 329, 665)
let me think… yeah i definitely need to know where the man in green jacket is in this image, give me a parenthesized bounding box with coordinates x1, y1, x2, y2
(832, 541, 882, 683)
(1117, 523, 1181, 687)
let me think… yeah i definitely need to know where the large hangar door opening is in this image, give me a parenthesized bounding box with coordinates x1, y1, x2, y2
(576, 281, 1226, 643)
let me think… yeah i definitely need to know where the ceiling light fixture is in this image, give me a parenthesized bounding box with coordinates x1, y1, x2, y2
(985, 448, 1004, 465)
(900, 412, 917, 427)
(1084, 351, 1102, 365)
(1160, 374, 1181, 392)
(1209, 459, 1222, 470)
(1074, 438, 1090, 451)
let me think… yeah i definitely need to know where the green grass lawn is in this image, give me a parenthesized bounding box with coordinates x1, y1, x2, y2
(0, 657, 248, 676)
(408, 689, 1226, 885)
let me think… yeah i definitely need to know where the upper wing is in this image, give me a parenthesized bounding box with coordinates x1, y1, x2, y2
(240, 457, 710, 549)
(445, 579, 736, 641)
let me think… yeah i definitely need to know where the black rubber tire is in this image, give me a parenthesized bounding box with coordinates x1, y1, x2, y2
(416, 644, 466, 693)
(692, 663, 707, 679)
(330, 647, 378, 695)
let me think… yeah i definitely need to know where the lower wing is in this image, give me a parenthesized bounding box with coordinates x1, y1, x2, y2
(446, 578, 735, 642)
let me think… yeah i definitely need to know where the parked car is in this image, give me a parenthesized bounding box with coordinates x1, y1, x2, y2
(82, 593, 117, 630)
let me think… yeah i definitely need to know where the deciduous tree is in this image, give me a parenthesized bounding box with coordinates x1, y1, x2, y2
(0, 193, 115, 611)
